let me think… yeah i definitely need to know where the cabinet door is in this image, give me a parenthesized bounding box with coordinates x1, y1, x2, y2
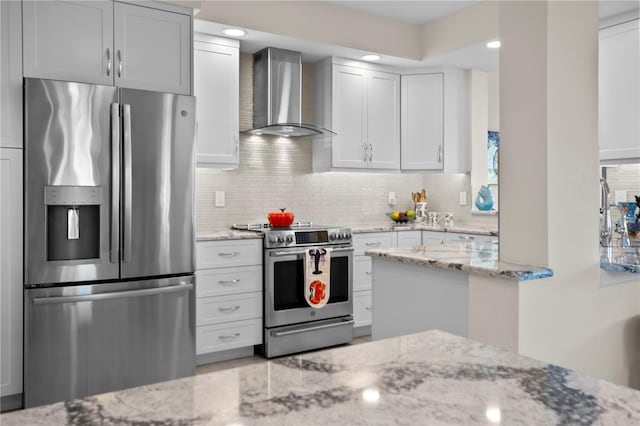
(114, 2, 191, 95)
(353, 290, 372, 327)
(422, 230, 445, 246)
(1, 0, 22, 149)
(367, 70, 400, 169)
(397, 231, 422, 247)
(332, 65, 368, 168)
(194, 38, 239, 165)
(599, 20, 640, 160)
(22, 0, 113, 85)
(1, 148, 23, 397)
(401, 74, 444, 170)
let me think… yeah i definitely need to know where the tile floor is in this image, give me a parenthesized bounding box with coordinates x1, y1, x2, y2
(196, 335, 372, 375)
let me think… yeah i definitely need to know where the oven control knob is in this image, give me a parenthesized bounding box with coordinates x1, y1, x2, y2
(340, 232, 347, 239)
(329, 233, 336, 240)
(285, 235, 294, 243)
(277, 235, 285, 243)
(269, 236, 278, 243)
(345, 231, 351, 239)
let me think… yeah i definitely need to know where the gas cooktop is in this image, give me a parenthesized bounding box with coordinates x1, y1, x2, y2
(232, 223, 352, 248)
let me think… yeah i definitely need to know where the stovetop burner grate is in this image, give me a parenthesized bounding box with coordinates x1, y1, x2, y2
(232, 222, 314, 231)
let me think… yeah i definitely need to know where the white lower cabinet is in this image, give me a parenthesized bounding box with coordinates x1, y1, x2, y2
(353, 290, 372, 328)
(195, 239, 263, 359)
(422, 230, 445, 246)
(397, 230, 422, 247)
(445, 232, 497, 245)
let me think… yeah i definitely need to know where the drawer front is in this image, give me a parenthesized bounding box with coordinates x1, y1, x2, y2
(196, 265, 262, 298)
(196, 318, 262, 355)
(397, 230, 422, 247)
(196, 292, 262, 326)
(353, 256, 372, 291)
(353, 232, 397, 256)
(422, 231, 445, 246)
(196, 239, 262, 269)
(445, 232, 497, 245)
(353, 290, 372, 327)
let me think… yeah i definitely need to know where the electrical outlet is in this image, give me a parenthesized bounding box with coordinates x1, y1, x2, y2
(215, 191, 225, 207)
(459, 192, 467, 206)
(388, 191, 396, 206)
(614, 190, 627, 203)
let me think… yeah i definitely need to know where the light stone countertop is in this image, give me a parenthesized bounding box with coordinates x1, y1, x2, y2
(366, 242, 553, 281)
(600, 245, 640, 274)
(3, 329, 639, 425)
(196, 230, 263, 241)
(349, 222, 498, 236)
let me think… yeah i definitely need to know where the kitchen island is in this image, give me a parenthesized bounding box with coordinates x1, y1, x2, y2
(2, 329, 639, 425)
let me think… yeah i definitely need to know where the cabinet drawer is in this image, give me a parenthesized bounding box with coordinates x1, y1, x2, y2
(196, 292, 262, 326)
(196, 265, 262, 297)
(353, 256, 372, 291)
(196, 239, 262, 269)
(353, 232, 396, 256)
(353, 290, 372, 327)
(445, 232, 497, 245)
(196, 319, 262, 355)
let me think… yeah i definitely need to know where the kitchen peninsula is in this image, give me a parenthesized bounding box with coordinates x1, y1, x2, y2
(3, 329, 640, 425)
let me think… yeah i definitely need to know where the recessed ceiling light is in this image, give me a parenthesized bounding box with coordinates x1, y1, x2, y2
(486, 40, 501, 49)
(223, 28, 246, 37)
(361, 54, 381, 61)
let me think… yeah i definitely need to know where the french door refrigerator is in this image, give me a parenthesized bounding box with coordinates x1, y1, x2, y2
(23, 78, 196, 408)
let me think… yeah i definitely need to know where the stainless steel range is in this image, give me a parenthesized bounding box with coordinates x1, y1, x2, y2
(234, 223, 354, 358)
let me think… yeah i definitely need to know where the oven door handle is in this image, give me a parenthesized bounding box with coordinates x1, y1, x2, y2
(270, 247, 354, 257)
(271, 319, 354, 337)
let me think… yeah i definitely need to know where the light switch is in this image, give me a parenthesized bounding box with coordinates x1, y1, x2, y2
(388, 191, 396, 205)
(614, 190, 627, 203)
(459, 192, 467, 206)
(215, 191, 225, 207)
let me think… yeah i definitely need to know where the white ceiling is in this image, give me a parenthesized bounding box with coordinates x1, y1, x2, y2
(197, 0, 640, 72)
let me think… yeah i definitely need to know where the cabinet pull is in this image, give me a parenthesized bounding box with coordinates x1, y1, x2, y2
(219, 305, 241, 313)
(458, 235, 475, 240)
(117, 49, 123, 77)
(235, 135, 239, 157)
(106, 48, 111, 76)
(365, 241, 382, 246)
(218, 251, 240, 257)
(218, 279, 240, 286)
(369, 144, 373, 162)
(365, 306, 372, 311)
(365, 271, 372, 275)
(437, 145, 442, 163)
(363, 143, 368, 162)
(219, 333, 240, 340)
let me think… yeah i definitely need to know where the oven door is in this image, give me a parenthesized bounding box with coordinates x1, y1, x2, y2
(265, 245, 353, 328)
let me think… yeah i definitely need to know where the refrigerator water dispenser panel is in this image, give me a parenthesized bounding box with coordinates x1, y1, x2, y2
(45, 186, 103, 261)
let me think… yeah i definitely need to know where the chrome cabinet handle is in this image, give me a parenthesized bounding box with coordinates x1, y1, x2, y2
(106, 48, 111, 76)
(235, 135, 239, 157)
(365, 241, 382, 246)
(457, 235, 475, 240)
(365, 306, 372, 311)
(110, 103, 120, 263)
(218, 251, 240, 257)
(218, 279, 240, 285)
(369, 144, 373, 162)
(219, 306, 240, 313)
(219, 333, 240, 340)
(437, 145, 442, 163)
(365, 271, 372, 275)
(122, 104, 132, 263)
(363, 143, 368, 162)
(117, 49, 123, 77)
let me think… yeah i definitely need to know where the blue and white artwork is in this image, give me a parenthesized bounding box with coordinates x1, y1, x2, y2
(488, 131, 499, 184)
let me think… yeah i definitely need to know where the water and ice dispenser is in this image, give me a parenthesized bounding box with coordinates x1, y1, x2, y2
(44, 186, 103, 261)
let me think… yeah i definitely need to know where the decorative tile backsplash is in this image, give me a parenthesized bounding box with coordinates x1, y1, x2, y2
(605, 164, 640, 203)
(195, 53, 497, 234)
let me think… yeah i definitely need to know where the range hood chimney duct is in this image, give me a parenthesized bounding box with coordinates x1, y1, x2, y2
(248, 47, 334, 137)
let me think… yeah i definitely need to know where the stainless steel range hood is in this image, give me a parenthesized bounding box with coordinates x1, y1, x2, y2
(248, 47, 335, 137)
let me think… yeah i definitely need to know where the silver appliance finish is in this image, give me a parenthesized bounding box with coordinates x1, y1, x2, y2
(24, 276, 195, 408)
(23, 78, 196, 407)
(251, 47, 334, 137)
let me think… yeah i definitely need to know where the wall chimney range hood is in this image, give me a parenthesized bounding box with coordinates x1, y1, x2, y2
(248, 47, 335, 137)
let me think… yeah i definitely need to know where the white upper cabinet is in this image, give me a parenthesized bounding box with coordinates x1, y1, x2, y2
(401, 74, 444, 170)
(23, 0, 114, 86)
(114, 2, 191, 95)
(1, 0, 22, 149)
(599, 19, 640, 160)
(193, 33, 240, 166)
(314, 58, 400, 171)
(22, 1, 191, 95)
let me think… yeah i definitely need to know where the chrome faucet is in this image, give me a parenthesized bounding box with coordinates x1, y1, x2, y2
(600, 177, 612, 246)
(614, 203, 631, 248)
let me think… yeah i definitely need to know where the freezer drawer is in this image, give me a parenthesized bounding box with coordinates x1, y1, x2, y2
(24, 276, 195, 408)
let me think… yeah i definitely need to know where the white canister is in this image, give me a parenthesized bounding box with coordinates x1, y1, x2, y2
(415, 202, 428, 223)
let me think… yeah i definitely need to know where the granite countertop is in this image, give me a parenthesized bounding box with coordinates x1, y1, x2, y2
(196, 230, 263, 241)
(600, 245, 640, 274)
(366, 242, 553, 281)
(4, 330, 639, 425)
(350, 222, 498, 236)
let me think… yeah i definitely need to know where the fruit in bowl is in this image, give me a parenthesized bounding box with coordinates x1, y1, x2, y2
(386, 210, 415, 223)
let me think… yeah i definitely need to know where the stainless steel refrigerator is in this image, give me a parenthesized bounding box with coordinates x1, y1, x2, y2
(23, 78, 196, 408)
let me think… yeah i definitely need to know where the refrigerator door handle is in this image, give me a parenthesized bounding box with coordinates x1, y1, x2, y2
(123, 104, 132, 263)
(110, 103, 120, 263)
